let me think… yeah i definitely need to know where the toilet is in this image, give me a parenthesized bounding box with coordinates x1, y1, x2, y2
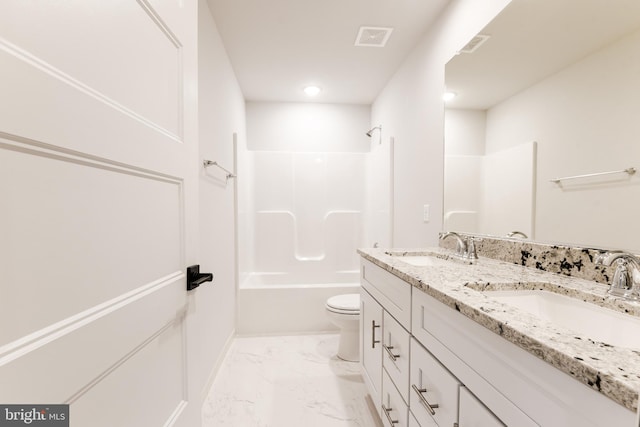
(325, 293, 361, 361)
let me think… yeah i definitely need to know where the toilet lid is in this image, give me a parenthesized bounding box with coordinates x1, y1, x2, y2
(326, 293, 360, 312)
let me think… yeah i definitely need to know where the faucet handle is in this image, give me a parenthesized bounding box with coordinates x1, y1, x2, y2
(608, 258, 640, 301)
(593, 250, 640, 300)
(464, 237, 478, 260)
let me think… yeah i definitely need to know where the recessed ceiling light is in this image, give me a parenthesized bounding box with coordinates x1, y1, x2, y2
(304, 86, 321, 96)
(443, 91, 457, 102)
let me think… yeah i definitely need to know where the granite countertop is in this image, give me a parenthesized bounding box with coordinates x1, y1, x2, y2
(358, 247, 640, 412)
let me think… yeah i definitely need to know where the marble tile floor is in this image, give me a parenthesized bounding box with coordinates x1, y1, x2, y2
(202, 334, 383, 427)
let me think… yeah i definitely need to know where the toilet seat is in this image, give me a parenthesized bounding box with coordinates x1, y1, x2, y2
(326, 293, 360, 315)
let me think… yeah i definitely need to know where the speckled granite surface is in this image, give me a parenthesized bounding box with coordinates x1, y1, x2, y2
(439, 233, 618, 285)
(357, 247, 640, 412)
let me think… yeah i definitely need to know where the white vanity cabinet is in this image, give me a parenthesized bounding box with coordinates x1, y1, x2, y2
(360, 285, 383, 411)
(409, 325, 505, 427)
(382, 311, 411, 403)
(360, 258, 412, 328)
(458, 387, 505, 427)
(361, 254, 638, 427)
(360, 257, 526, 427)
(412, 284, 635, 427)
(408, 410, 422, 427)
(360, 258, 412, 423)
(409, 338, 459, 427)
(382, 369, 409, 427)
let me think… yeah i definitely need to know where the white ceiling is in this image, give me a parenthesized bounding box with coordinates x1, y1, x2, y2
(445, 0, 640, 110)
(206, 0, 451, 105)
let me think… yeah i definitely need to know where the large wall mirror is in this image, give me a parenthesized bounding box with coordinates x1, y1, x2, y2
(444, 0, 640, 252)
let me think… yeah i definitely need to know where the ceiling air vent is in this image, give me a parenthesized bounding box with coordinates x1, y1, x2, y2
(354, 26, 394, 47)
(459, 34, 490, 54)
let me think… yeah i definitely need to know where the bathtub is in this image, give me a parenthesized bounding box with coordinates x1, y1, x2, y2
(237, 271, 361, 335)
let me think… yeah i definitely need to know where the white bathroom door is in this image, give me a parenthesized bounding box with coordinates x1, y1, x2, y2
(0, 1, 201, 426)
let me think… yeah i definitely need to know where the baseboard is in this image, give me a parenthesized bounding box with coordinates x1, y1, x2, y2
(200, 328, 236, 401)
(234, 330, 338, 338)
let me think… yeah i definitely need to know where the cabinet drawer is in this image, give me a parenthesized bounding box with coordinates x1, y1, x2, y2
(410, 338, 460, 427)
(361, 258, 412, 330)
(412, 290, 538, 427)
(408, 409, 434, 427)
(408, 409, 437, 427)
(382, 311, 410, 403)
(382, 369, 409, 427)
(459, 387, 505, 427)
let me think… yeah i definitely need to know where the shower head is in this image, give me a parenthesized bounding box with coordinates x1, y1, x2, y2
(366, 125, 382, 137)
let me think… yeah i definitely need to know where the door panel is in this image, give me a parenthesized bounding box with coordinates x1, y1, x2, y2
(0, 0, 182, 137)
(71, 323, 185, 427)
(0, 42, 182, 171)
(0, 273, 184, 403)
(0, 0, 197, 425)
(0, 146, 182, 345)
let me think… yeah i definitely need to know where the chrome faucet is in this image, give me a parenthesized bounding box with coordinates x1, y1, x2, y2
(506, 231, 528, 239)
(595, 251, 640, 300)
(440, 232, 478, 262)
(440, 231, 466, 256)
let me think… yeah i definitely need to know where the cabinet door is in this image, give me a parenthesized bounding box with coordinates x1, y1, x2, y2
(361, 288, 384, 411)
(459, 387, 505, 427)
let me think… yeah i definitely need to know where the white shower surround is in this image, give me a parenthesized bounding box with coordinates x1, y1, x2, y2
(237, 102, 372, 334)
(237, 151, 365, 334)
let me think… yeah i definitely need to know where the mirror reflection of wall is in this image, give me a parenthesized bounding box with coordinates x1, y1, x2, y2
(444, 0, 640, 252)
(444, 111, 536, 238)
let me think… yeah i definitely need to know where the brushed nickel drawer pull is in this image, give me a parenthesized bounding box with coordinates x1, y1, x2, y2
(372, 320, 381, 348)
(412, 384, 439, 415)
(382, 404, 399, 424)
(383, 344, 400, 361)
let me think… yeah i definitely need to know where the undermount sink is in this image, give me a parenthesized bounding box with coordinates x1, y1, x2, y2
(393, 255, 453, 267)
(385, 251, 473, 266)
(483, 288, 640, 350)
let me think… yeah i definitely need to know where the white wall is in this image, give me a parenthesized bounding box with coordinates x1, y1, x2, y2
(443, 109, 485, 232)
(445, 109, 486, 156)
(195, 0, 246, 413)
(246, 102, 370, 152)
(478, 141, 536, 237)
(371, 0, 511, 247)
(485, 27, 640, 251)
(444, 110, 536, 237)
